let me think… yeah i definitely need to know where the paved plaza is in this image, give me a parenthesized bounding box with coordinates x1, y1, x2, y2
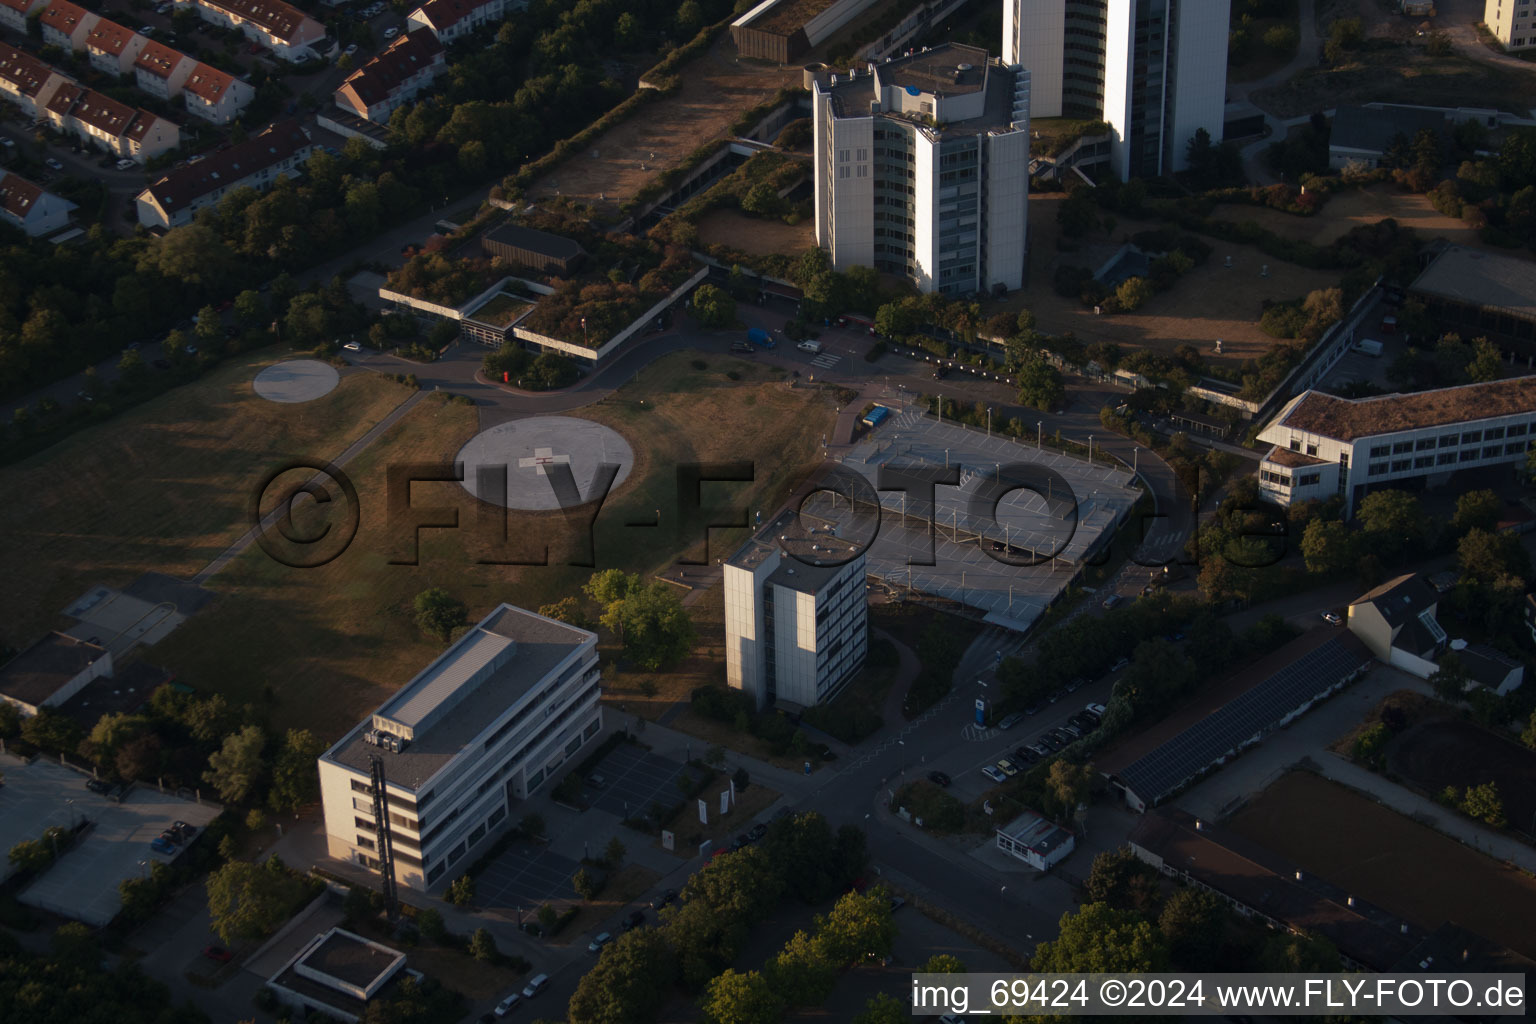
(455, 415, 635, 511)
(806, 409, 1140, 630)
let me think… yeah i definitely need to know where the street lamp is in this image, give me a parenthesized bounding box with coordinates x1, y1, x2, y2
(1134, 447, 1139, 473)
(1088, 435, 1094, 465)
(986, 406, 993, 437)
(1037, 421, 1043, 448)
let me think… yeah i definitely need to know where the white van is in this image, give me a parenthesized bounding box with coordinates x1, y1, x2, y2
(797, 340, 821, 353)
(1353, 338, 1383, 357)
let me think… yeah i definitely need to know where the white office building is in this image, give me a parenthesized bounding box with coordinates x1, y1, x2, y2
(1485, 0, 1536, 51)
(1256, 377, 1536, 517)
(724, 509, 868, 710)
(812, 42, 1031, 296)
(1004, 0, 1228, 178)
(318, 604, 601, 891)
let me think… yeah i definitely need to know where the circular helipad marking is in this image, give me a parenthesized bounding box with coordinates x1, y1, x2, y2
(456, 416, 635, 511)
(253, 360, 340, 403)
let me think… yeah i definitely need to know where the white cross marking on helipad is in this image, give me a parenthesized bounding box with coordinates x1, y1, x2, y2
(517, 447, 571, 476)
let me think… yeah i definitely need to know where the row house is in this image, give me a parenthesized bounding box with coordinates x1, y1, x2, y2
(85, 19, 149, 76)
(182, 62, 253, 123)
(39, 0, 97, 51)
(133, 39, 192, 99)
(0, 171, 75, 236)
(136, 118, 312, 229)
(46, 82, 179, 162)
(0, 44, 68, 117)
(176, 0, 325, 62)
(405, 0, 507, 43)
(0, 0, 47, 34)
(333, 30, 443, 124)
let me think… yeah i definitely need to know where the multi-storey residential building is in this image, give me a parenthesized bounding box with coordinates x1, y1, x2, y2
(1485, 0, 1536, 51)
(133, 40, 192, 99)
(0, 44, 69, 117)
(1255, 377, 1536, 517)
(182, 62, 253, 123)
(333, 30, 444, 124)
(405, 0, 507, 43)
(317, 604, 602, 891)
(39, 0, 98, 51)
(178, 0, 325, 62)
(136, 118, 311, 228)
(46, 83, 179, 161)
(85, 19, 149, 75)
(812, 42, 1030, 296)
(723, 509, 869, 711)
(0, 170, 75, 236)
(0, 0, 48, 34)
(1003, 0, 1228, 178)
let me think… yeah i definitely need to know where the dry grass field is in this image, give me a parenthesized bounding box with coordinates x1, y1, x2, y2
(1004, 193, 1339, 371)
(151, 352, 838, 738)
(1229, 771, 1536, 959)
(0, 356, 412, 649)
(1209, 186, 1500, 251)
(528, 34, 800, 216)
(697, 208, 816, 257)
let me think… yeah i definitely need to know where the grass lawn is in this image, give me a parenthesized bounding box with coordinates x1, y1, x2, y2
(0, 353, 413, 650)
(549, 863, 661, 945)
(1208, 185, 1498, 252)
(152, 351, 836, 740)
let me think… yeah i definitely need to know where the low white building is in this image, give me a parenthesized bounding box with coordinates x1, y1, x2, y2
(136, 118, 311, 228)
(1485, 0, 1536, 51)
(1256, 377, 1536, 518)
(405, 0, 508, 43)
(1346, 574, 1446, 679)
(317, 604, 602, 891)
(723, 508, 868, 711)
(1456, 643, 1524, 696)
(995, 810, 1075, 871)
(0, 170, 75, 236)
(178, 0, 325, 62)
(812, 42, 1031, 296)
(267, 928, 420, 1024)
(182, 62, 254, 124)
(0, 633, 113, 717)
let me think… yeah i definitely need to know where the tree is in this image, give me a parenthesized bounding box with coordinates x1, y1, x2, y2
(206, 858, 314, 946)
(1300, 518, 1351, 575)
(1522, 711, 1536, 751)
(851, 993, 907, 1024)
(194, 305, 223, 345)
(269, 728, 326, 813)
(1114, 276, 1154, 312)
(1083, 848, 1162, 915)
(1015, 348, 1064, 410)
(1461, 781, 1506, 826)
(1429, 652, 1470, 703)
(703, 969, 781, 1024)
(537, 596, 592, 629)
(573, 866, 600, 901)
(1356, 489, 1425, 557)
(1466, 337, 1504, 382)
(814, 888, 895, 966)
(614, 11, 641, 49)
(585, 569, 640, 606)
(601, 581, 696, 670)
(343, 885, 376, 926)
(117, 347, 147, 385)
(1458, 527, 1531, 585)
(0, 701, 18, 738)
(416, 907, 447, 943)
(762, 811, 842, 902)
(1046, 760, 1093, 818)
(8, 839, 51, 873)
(413, 587, 467, 642)
(1453, 489, 1502, 535)
(1261, 931, 1341, 971)
(245, 808, 267, 831)
(468, 927, 498, 962)
(233, 289, 265, 325)
(604, 836, 626, 868)
(1158, 887, 1226, 969)
(203, 724, 266, 804)
(692, 284, 736, 329)
(1032, 902, 1170, 972)
(567, 928, 676, 1024)
(446, 875, 474, 907)
(921, 953, 968, 973)
(765, 927, 837, 1005)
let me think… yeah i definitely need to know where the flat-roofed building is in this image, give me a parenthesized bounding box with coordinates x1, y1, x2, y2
(0, 0, 49, 34)
(266, 928, 419, 1023)
(0, 44, 71, 117)
(1409, 245, 1536, 352)
(1255, 376, 1536, 517)
(136, 118, 311, 228)
(0, 633, 113, 717)
(1328, 104, 1445, 170)
(730, 0, 880, 63)
(182, 61, 253, 123)
(724, 508, 868, 711)
(1484, 0, 1536, 52)
(480, 222, 585, 276)
(0, 170, 75, 236)
(84, 19, 149, 75)
(133, 40, 192, 99)
(333, 30, 444, 124)
(995, 810, 1075, 870)
(317, 604, 602, 890)
(813, 43, 1031, 296)
(39, 0, 97, 51)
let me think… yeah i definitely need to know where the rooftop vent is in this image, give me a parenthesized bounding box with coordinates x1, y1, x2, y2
(1294, 870, 1303, 881)
(1194, 819, 1203, 830)
(957, 63, 973, 71)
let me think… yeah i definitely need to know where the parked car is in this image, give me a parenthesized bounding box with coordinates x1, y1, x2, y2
(343, 43, 358, 56)
(158, 829, 181, 844)
(138, 26, 154, 36)
(996, 711, 1024, 730)
(521, 973, 549, 998)
(1102, 594, 1121, 610)
(493, 991, 519, 1016)
(86, 778, 111, 794)
(1085, 702, 1107, 718)
(1022, 703, 1042, 715)
(114, 158, 136, 171)
(1109, 657, 1130, 673)
(153, 358, 172, 369)
(1014, 747, 1039, 764)
(926, 770, 951, 787)
(44, 157, 63, 170)
(621, 909, 646, 931)
(201, 945, 233, 963)
(382, 25, 399, 38)
(344, 341, 362, 351)
(1322, 611, 1343, 625)
(150, 837, 176, 854)
(995, 758, 1019, 777)
(587, 932, 612, 953)
(586, 774, 605, 790)
(888, 895, 906, 911)
(651, 888, 679, 910)
(981, 764, 1007, 783)
(746, 823, 767, 841)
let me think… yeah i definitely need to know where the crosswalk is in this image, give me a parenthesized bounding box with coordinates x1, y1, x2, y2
(810, 351, 842, 370)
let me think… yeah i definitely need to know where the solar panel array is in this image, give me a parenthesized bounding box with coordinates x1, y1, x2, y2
(1118, 637, 1368, 806)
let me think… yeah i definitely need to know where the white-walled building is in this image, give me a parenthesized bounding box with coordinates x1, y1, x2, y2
(1256, 377, 1536, 517)
(137, 118, 311, 228)
(724, 509, 868, 711)
(38, 0, 98, 51)
(1347, 574, 1446, 679)
(1003, 0, 1229, 178)
(995, 810, 1075, 870)
(84, 20, 149, 75)
(45, 83, 179, 162)
(405, 0, 507, 43)
(812, 42, 1030, 296)
(0, 633, 112, 717)
(1485, 0, 1536, 51)
(0, 0, 49, 34)
(133, 40, 193, 99)
(333, 30, 444, 124)
(0, 44, 70, 118)
(317, 604, 601, 891)
(0, 170, 75, 236)
(179, 0, 325, 62)
(182, 62, 254, 123)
